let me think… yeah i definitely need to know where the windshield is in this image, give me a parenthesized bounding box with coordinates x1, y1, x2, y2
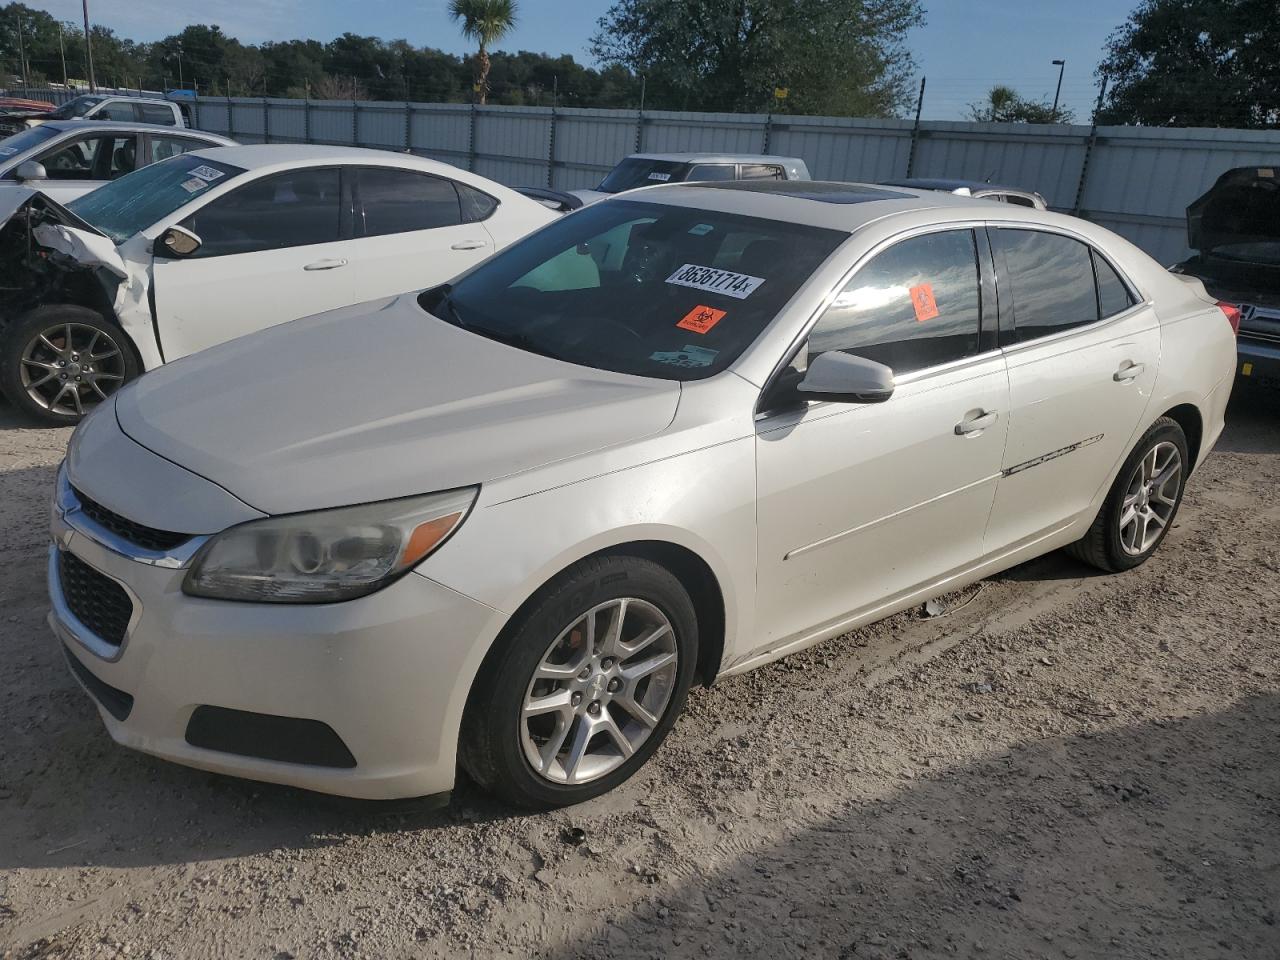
(420, 199, 847, 381)
(0, 124, 62, 163)
(68, 154, 244, 243)
(597, 158, 691, 194)
(49, 95, 103, 120)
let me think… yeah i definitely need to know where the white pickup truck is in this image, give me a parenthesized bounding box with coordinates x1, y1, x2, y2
(0, 95, 186, 137)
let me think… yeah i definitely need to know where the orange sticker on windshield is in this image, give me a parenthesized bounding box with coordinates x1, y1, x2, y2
(910, 283, 939, 322)
(677, 305, 727, 335)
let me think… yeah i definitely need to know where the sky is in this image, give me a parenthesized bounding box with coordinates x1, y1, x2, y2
(24, 0, 1138, 121)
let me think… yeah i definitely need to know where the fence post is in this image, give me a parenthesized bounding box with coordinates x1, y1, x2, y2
(404, 101, 412, 151)
(468, 103, 478, 172)
(262, 97, 270, 143)
(1073, 77, 1109, 216)
(351, 98, 359, 146)
(905, 76, 926, 177)
(761, 112, 772, 154)
(634, 109, 645, 153)
(546, 107, 558, 188)
(226, 94, 234, 139)
(303, 96, 311, 143)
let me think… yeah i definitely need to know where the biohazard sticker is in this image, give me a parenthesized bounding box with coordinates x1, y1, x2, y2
(910, 283, 939, 322)
(666, 263, 765, 300)
(188, 165, 226, 182)
(676, 305, 726, 334)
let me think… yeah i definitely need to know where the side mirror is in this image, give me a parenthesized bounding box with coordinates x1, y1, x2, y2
(797, 351, 895, 404)
(158, 225, 202, 258)
(14, 160, 47, 182)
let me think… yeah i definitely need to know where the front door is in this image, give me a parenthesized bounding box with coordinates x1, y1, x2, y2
(753, 227, 1009, 655)
(152, 166, 356, 360)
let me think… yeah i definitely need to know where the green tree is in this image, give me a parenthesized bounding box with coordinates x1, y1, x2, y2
(590, 0, 924, 116)
(968, 84, 1074, 124)
(1098, 0, 1278, 128)
(448, 0, 518, 105)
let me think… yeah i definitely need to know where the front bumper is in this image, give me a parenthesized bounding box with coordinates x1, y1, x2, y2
(49, 482, 503, 800)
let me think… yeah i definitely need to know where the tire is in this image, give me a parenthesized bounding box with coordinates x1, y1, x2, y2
(0, 304, 140, 426)
(460, 555, 699, 809)
(1064, 416, 1189, 573)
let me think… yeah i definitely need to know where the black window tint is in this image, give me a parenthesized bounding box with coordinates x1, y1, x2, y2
(357, 168, 461, 236)
(1094, 251, 1135, 318)
(137, 103, 175, 125)
(458, 183, 498, 222)
(685, 164, 735, 182)
(740, 163, 785, 181)
(96, 101, 136, 122)
(809, 230, 982, 375)
(997, 229, 1099, 342)
(185, 168, 341, 257)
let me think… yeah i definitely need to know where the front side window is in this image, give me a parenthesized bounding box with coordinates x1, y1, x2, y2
(807, 229, 983, 376)
(684, 164, 736, 182)
(69, 154, 245, 244)
(422, 199, 846, 381)
(740, 163, 785, 181)
(36, 134, 135, 181)
(356, 168, 461, 236)
(597, 158, 686, 194)
(996, 229, 1099, 342)
(184, 168, 342, 257)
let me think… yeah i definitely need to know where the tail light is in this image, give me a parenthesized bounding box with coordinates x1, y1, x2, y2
(1216, 301, 1241, 335)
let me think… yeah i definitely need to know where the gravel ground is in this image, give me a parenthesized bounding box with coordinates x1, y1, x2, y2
(1, 387, 1278, 960)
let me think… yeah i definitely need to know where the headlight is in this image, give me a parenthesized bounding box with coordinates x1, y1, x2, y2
(183, 487, 478, 603)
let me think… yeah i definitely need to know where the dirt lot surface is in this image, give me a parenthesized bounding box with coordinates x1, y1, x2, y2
(1, 388, 1278, 960)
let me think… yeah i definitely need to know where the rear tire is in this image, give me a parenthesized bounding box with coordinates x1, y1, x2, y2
(459, 555, 698, 809)
(0, 305, 140, 426)
(1064, 416, 1189, 572)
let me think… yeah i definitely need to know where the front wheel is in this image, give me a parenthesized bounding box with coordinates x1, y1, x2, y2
(1065, 416, 1189, 572)
(460, 556, 699, 808)
(0, 305, 140, 425)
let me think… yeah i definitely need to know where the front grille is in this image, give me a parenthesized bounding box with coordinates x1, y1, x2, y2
(58, 550, 133, 648)
(73, 487, 191, 552)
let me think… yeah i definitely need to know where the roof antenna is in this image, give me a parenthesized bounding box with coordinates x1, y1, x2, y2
(984, 169, 997, 184)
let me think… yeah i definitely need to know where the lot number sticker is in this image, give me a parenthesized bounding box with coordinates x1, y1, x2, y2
(666, 263, 765, 300)
(676, 304, 727, 334)
(910, 283, 939, 322)
(647, 171, 672, 181)
(188, 165, 225, 182)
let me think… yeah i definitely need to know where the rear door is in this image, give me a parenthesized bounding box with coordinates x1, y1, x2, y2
(152, 166, 357, 359)
(348, 167, 502, 299)
(983, 226, 1159, 553)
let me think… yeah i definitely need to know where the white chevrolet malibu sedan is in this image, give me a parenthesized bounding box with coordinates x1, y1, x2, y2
(51, 181, 1237, 808)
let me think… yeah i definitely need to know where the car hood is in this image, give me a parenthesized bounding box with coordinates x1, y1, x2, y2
(114, 294, 682, 516)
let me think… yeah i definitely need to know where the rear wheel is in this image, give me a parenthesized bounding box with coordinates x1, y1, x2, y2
(0, 305, 139, 425)
(460, 556, 698, 808)
(1064, 417, 1189, 572)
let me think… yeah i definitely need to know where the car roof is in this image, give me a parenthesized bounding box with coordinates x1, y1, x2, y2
(630, 152, 805, 165)
(881, 177, 1033, 195)
(626, 178, 1053, 231)
(38, 119, 231, 140)
(186, 144, 471, 173)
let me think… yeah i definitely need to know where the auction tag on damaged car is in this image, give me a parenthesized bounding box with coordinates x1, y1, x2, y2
(665, 263, 765, 300)
(188, 165, 226, 182)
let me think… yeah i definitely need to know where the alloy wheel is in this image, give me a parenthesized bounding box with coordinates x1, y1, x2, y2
(1118, 440, 1182, 556)
(20, 322, 126, 417)
(520, 598, 679, 785)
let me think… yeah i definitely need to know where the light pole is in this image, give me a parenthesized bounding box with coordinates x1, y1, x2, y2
(59, 22, 69, 88)
(1051, 59, 1066, 120)
(16, 13, 28, 91)
(82, 0, 96, 92)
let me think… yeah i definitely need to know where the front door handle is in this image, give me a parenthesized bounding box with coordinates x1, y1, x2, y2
(1114, 361, 1145, 383)
(450, 239, 489, 251)
(303, 258, 348, 271)
(955, 410, 999, 436)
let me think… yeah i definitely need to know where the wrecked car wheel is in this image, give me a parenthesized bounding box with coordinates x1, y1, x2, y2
(0, 305, 139, 425)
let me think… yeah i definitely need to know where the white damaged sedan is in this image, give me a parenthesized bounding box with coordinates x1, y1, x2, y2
(52, 181, 1237, 807)
(0, 144, 555, 423)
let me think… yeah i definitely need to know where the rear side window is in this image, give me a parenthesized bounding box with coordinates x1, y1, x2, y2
(740, 163, 785, 181)
(184, 168, 341, 256)
(808, 229, 983, 375)
(148, 135, 205, 164)
(685, 164, 735, 182)
(137, 103, 176, 125)
(95, 101, 136, 122)
(1094, 251, 1136, 318)
(458, 183, 498, 222)
(356, 168, 461, 236)
(996, 229, 1098, 342)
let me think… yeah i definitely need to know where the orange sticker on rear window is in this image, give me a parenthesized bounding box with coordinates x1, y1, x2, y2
(677, 305, 727, 334)
(910, 283, 939, 322)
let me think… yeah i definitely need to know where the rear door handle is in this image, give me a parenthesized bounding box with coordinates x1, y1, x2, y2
(450, 239, 489, 251)
(1114, 361, 1145, 382)
(303, 258, 348, 271)
(955, 410, 999, 436)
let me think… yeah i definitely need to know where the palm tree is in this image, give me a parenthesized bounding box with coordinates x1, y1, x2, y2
(449, 0, 518, 106)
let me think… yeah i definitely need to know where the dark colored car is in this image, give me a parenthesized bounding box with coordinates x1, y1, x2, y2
(1172, 167, 1280, 386)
